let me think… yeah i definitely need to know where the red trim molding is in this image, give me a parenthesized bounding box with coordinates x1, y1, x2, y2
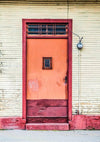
(27, 35, 68, 39)
(22, 20, 27, 119)
(23, 19, 71, 23)
(0, 117, 26, 130)
(69, 115, 100, 130)
(22, 19, 73, 123)
(0, 115, 100, 130)
(68, 20, 72, 121)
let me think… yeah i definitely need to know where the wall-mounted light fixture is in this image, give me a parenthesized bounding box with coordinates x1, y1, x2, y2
(67, 23, 84, 50)
(77, 37, 83, 50)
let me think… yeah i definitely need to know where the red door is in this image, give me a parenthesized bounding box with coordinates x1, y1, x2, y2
(26, 23, 68, 123)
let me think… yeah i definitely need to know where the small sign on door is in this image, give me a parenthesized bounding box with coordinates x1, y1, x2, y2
(42, 57, 52, 70)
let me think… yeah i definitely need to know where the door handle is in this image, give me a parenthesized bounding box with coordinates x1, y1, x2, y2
(64, 76, 67, 84)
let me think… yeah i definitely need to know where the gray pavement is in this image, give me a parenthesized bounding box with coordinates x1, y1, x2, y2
(0, 130, 100, 142)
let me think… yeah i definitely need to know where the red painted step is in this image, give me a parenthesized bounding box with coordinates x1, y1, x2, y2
(26, 123, 69, 130)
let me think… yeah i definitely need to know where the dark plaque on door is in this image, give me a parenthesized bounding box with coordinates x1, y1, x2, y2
(42, 57, 52, 69)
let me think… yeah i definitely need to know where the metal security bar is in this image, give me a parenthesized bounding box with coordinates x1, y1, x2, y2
(27, 24, 68, 36)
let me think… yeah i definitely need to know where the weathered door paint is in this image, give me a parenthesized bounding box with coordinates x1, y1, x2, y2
(26, 38, 68, 123)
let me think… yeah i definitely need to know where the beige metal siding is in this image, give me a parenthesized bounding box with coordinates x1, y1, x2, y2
(69, 4, 100, 114)
(0, 1, 100, 116)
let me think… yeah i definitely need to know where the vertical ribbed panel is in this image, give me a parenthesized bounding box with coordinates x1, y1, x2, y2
(69, 3, 100, 115)
(0, 2, 68, 117)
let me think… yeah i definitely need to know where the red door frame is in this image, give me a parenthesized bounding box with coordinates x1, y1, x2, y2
(22, 19, 72, 123)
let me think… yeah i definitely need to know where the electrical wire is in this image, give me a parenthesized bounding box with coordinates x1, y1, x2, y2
(67, 0, 83, 42)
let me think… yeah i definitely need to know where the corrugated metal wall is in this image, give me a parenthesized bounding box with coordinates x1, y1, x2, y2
(69, 3, 100, 115)
(0, 0, 100, 116)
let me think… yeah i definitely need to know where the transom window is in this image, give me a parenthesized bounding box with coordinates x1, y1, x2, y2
(27, 24, 68, 36)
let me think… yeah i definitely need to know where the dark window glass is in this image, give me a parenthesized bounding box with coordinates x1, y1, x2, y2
(28, 25, 38, 28)
(48, 28, 53, 32)
(42, 25, 46, 28)
(56, 25, 66, 28)
(56, 28, 66, 32)
(48, 25, 53, 28)
(42, 32, 47, 35)
(45, 59, 50, 68)
(56, 32, 66, 35)
(28, 33, 39, 35)
(27, 24, 67, 35)
(48, 32, 53, 35)
(28, 28, 38, 32)
(42, 28, 46, 32)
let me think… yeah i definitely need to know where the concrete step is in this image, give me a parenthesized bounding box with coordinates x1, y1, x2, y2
(26, 123, 69, 130)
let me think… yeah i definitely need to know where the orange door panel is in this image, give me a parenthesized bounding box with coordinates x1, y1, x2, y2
(27, 39, 67, 100)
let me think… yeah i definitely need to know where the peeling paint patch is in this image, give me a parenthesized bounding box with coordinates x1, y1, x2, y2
(28, 79, 39, 92)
